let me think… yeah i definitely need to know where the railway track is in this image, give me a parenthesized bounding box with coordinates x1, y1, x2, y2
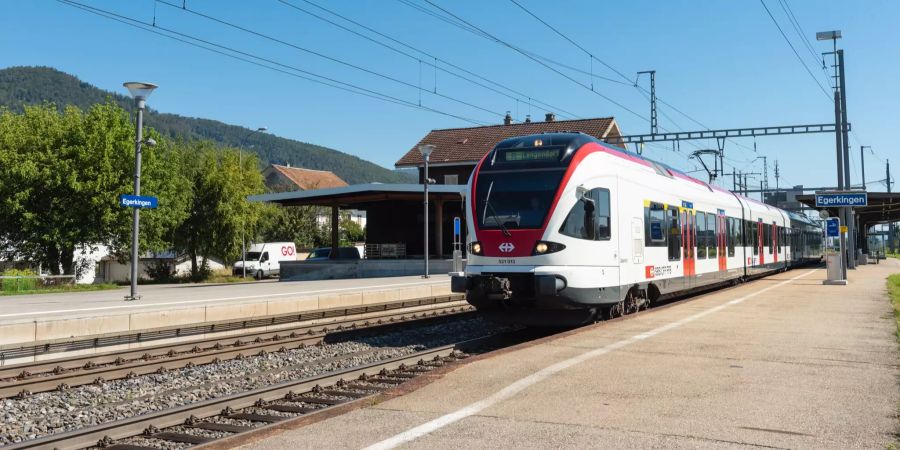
(1, 272, 793, 450)
(0, 301, 472, 399)
(2, 321, 517, 450)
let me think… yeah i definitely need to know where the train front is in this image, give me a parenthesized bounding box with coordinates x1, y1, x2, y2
(451, 133, 620, 326)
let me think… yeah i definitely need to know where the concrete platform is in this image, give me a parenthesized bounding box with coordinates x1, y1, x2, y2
(241, 261, 900, 450)
(0, 276, 451, 350)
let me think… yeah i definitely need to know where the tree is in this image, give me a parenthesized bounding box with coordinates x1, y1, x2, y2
(0, 102, 190, 274)
(174, 143, 266, 278)
(257, 204, 329, 250)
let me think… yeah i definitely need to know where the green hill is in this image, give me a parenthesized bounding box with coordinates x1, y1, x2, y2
(0, 66, 415, 184)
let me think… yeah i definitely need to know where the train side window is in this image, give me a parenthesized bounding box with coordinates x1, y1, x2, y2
(727, 218, 736, 257)
(668, 208, 681, 261)
(751, 221, 758, 255)
(559, 188, 611, 241)
(707, 213, 717, 258)
(644, 202, 666, 247)
(696, 212, 707, 259)
(766, 222, 773, 254)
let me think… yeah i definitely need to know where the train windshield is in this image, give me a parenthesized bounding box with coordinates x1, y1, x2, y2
(475, 169, 564, 230)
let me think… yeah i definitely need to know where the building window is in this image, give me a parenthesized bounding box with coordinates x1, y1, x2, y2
(560, 188, 611, 241)
(668, 208, 681, 261)
(444, 174, 459, 185)
(645, 202, 667, 247)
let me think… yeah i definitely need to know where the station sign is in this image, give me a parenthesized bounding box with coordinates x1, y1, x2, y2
(119, 194, 158, 209)
(825, 218, 840, 237)
(815, 191, 867, 208)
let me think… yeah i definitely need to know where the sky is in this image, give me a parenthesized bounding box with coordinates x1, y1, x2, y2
(1, 0, 898, 192)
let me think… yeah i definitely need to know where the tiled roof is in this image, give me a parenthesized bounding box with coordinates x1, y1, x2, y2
(267, 164, 348, 191)
(395, 117, 621, 167)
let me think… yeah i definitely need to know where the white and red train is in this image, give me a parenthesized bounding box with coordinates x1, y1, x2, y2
(450, 133, 823, 325)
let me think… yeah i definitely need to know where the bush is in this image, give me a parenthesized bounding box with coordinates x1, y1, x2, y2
(146, 259, 176, 283)
(1, 268, 38, 293)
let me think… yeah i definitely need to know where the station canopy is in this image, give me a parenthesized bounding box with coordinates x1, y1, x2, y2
(797, 191, 900, 228)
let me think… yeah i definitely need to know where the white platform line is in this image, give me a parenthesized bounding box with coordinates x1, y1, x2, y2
(363, 269, 818, 450)
(0, 280, 446, 319)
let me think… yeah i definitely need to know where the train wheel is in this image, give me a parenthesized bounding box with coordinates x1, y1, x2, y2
(606, 301, 624, 319)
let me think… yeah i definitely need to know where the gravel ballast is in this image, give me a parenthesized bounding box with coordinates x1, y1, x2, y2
(1, 316, 502, 445)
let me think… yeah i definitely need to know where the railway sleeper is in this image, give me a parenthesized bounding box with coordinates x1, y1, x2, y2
(149, 431, 214, 444)
(193, 422, 254, 433)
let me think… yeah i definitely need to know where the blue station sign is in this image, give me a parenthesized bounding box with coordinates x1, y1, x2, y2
(119, 194, 158, 209)
(815, 192, 868, 208)
(825, 218, 840, 237)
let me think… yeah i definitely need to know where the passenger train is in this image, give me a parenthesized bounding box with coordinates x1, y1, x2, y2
(450, 133, 824, 325)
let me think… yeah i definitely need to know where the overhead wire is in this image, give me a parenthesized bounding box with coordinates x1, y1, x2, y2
(278, 0, 581, 120)
(776, 0, 832, 88)
(155, 0, 508, 121)
(409, 0, 653, 124)
(57, 0, 491, 125)
(759, 0, 833, 101)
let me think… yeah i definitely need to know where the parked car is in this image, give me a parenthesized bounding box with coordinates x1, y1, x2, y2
(233, 242, 296, 279)
(305, 247, 361, 261)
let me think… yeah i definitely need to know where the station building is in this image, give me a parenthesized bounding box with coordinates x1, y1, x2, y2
(250, 114, 626, 272)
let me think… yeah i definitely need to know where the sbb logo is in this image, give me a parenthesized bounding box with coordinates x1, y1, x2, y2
(645, 265, 655, 279)
(281, 246, 295, 256)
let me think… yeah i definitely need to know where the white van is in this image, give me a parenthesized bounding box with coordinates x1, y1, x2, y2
(233, 242, 297, 279)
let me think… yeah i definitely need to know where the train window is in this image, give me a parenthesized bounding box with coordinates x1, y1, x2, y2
(767, 223, 773, 254)
(751, 221, 758, 255)
(727, 218, 736, 257)
(668, 208, 681, 261)
(559, 188, 611, 241)
(696, 212, 707, 259)
(644, 202, 666, 247)
(775, 225, 784, 253)
(707, 213, 717, 258)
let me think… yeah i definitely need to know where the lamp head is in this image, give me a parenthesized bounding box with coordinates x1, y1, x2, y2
(816, 30, 841, 41)
(123, 81, 158, 100)
(418, 144, 435, 159)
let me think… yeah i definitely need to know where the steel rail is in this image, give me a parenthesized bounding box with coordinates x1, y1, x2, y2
(0, 303, 472, 398)
(2, 335, 493, 450)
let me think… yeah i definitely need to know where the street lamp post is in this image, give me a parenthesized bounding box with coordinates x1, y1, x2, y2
(123, 82, 157, 301)
(239, 127, 267, 278)
(419, 144, 435, 278)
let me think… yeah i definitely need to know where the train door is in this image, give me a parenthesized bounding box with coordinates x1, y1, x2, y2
(717, 213, 727, 272)
(757, 218, 765, 266)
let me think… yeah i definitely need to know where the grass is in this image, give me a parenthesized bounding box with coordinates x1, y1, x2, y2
(0, 282, 119, 296)
(890, 274, 900, 341)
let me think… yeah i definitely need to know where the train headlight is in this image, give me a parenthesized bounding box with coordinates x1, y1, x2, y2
(532, 241, 565, 255)
(468, 241, 483, 255)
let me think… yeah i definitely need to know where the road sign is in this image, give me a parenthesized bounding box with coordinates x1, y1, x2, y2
(453, 217, 461, 237)
(815, 192, 867, 207)
(840, 225, 848, 233)
(119, 194, 158, 209)
(826, 218, 840, 237)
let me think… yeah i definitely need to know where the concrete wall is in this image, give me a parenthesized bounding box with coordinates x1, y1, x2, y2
(280, 259, 465, 281)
